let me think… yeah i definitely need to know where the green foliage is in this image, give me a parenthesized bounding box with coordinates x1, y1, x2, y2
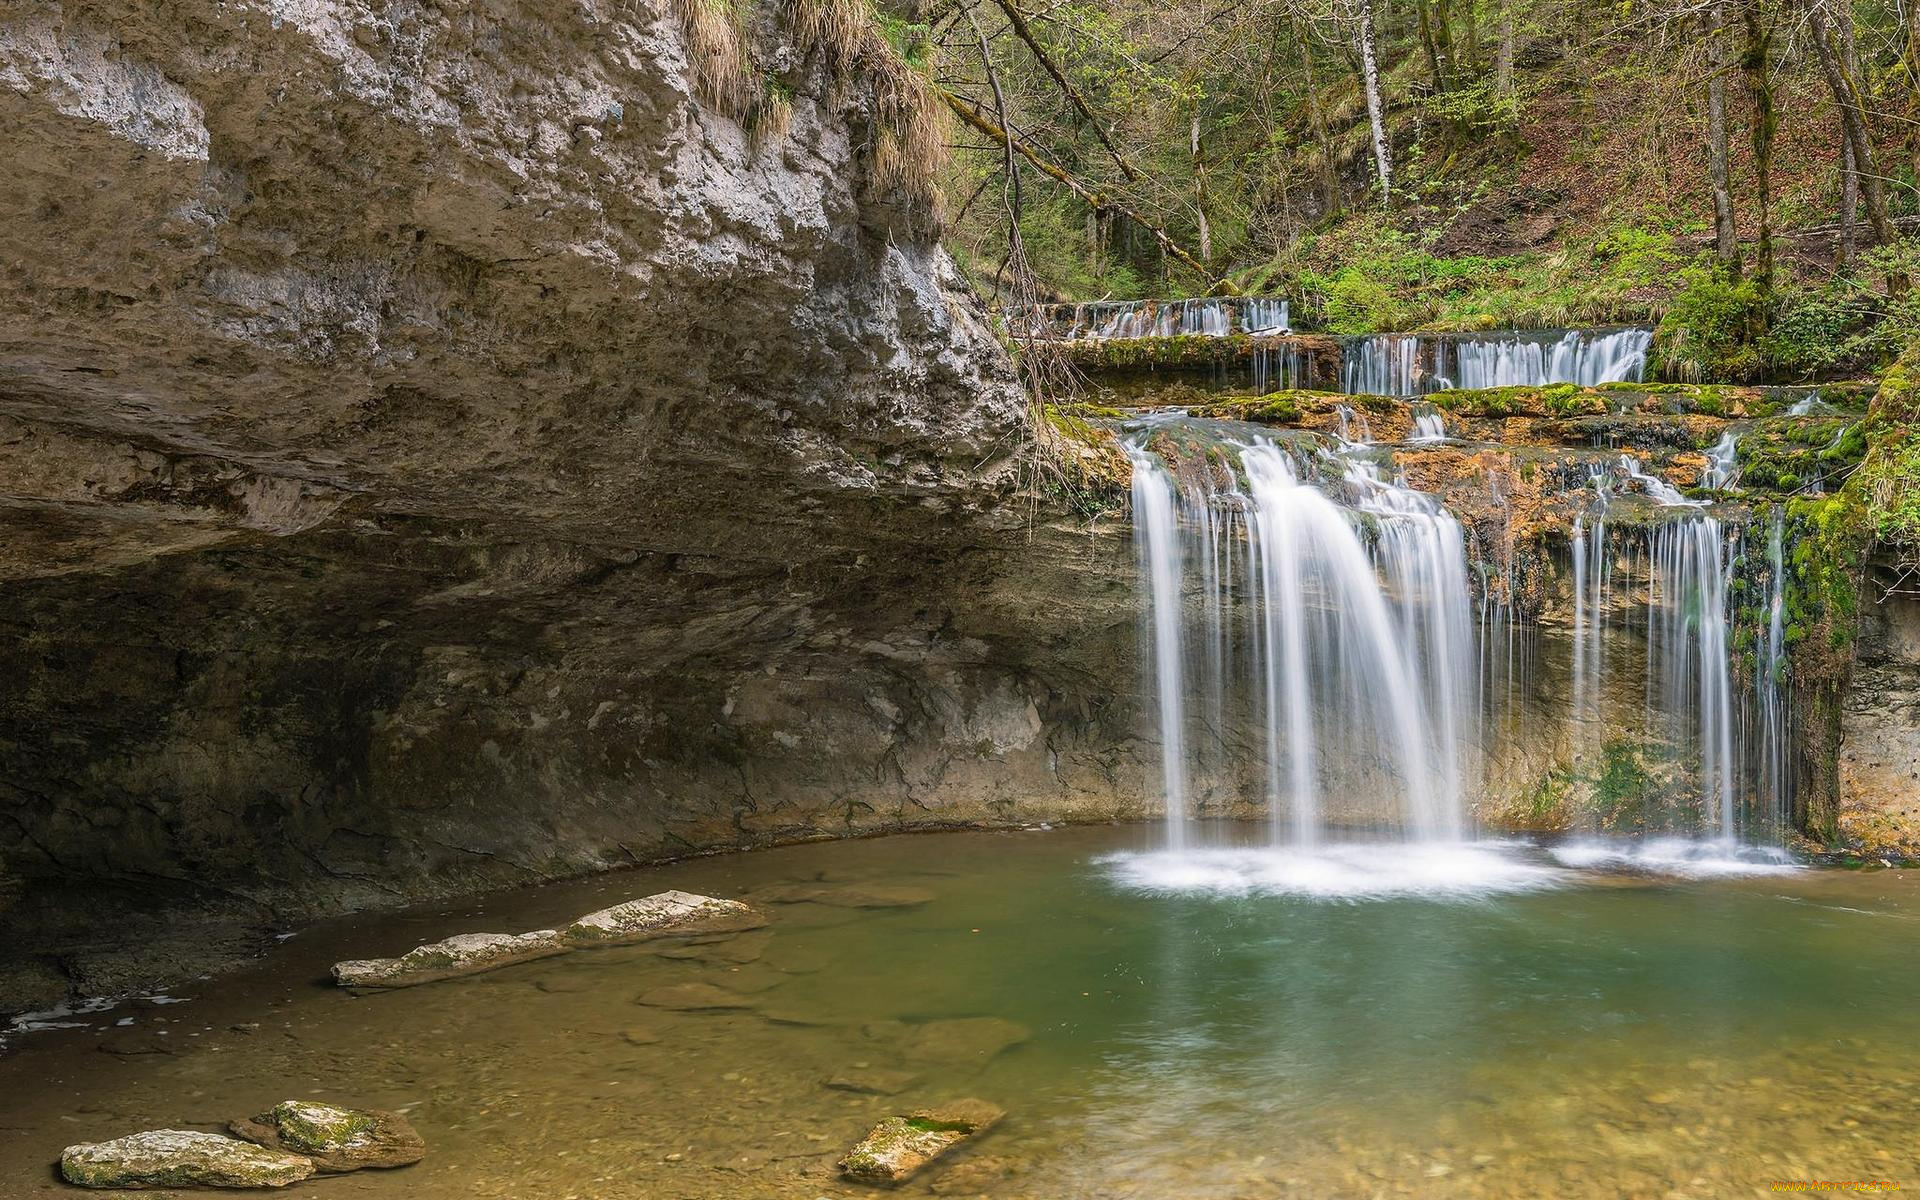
(1420, 80, 1521, 137)
(1653, 261, 1765, 382)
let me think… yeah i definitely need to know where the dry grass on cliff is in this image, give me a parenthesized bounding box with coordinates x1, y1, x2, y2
(670, 0, 755, 117)
(789, 0, 947, 217)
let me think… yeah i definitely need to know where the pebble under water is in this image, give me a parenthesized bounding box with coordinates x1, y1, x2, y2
(3, 825, 1918, 1198)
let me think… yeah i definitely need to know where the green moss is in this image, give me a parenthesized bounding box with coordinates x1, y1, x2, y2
(270, 1101, 375, 1152)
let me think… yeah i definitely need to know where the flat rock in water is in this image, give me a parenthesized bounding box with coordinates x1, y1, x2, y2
(564, 891, 760, 946)
(332, 930, 567, 988)
(753, 882, 935, 909)
(902, 1017, 1031, 1065)
(229, 1100, 425, 1172)
(825, 1067, 920, 1095)
(839, 1099, 1003, 1186)
(654, 929, 771, 964)
(61, 1129, 315, 1189)
(636, 982, 756, 1011)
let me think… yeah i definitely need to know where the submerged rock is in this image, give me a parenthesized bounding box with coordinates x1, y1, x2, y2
(825, 1067, 920, 1095)
(229, 1100, 425, 1172)
(635, 982, 756, 1011)
(563, 891, 760, 946)
(332, 930, 567, 989)
(901, 1017, 1031, 1065)
(60, 1129, 315, 1189)
(839, 1099, 1004, 1186)
(752, 882, 935, 909)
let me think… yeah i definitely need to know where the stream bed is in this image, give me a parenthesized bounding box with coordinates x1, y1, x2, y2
(3, 825, 1917, 1197)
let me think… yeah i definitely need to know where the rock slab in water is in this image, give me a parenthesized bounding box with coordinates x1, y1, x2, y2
(839, 1099, 1003, 1186)
(753, 882, 935, 909)
(901, 1017, 1031, 1065)
(61, 1129, 316, 1189)
(564, 891, 760, 946)
(229, 1100, 425, 1172)
(636, 981, 756, 1011)
(332, 930, 567, 988)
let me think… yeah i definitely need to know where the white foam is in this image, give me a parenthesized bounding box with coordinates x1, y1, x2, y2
(1547, 837, 1799, 877)
(1100, 841, 1568, 902)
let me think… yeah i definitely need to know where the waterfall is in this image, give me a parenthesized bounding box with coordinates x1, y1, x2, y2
(1648, 518, 1738, 839)
(1703, 432, 1740, 489)
(1341, 329, 1651, 396)
(1568, 509, 1610, 743)
(1129, 444, 1191, 848)
(1410, 406, 1447, 442)
(1620, 453, 1699, 507)
(1243, 299, 1290, 334)
(1450, 329, 1651, 389)
(1017, 296, 1291, 340)
(1752, 510, 1793, 830)
(1341, 335, 1423, 396)
(1127, 427, 1476, 846)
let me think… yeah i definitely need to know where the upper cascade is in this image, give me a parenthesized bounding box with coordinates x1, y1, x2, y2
(1339, 328, 1653, 395)
(1014, 296, 1291, 340)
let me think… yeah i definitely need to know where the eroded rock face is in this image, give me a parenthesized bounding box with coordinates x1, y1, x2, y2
(0, 0, 1145, 1004)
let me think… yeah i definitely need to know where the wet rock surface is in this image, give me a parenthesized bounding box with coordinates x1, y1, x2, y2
(60, 1129, 316, 1189)
(229, 1100, 425, 1173)
(333, 931, 568, 989)
(840, 1098, 1004, 1186)
(0, 0, 1141, 1000)
(564, 892, 760, 946)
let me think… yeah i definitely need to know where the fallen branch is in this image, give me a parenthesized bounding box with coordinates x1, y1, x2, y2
(938, 89, 1216, 282)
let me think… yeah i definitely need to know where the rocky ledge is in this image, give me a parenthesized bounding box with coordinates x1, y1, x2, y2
(0, 0, 1143, 1013)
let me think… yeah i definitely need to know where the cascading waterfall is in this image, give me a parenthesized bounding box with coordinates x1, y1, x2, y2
(1704, 432, 1741, 489)
(1647, 518, 1738, 839)
(1410, 406, 1447, 443)
(1342, 329, 1652, 396)
(1127, 424, 1477, 847)
(1017, 296, 1292, 340)
(1129, 443, 1191, 849)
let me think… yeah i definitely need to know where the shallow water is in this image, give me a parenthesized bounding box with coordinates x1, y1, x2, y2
(4, 826, 1918, 1198)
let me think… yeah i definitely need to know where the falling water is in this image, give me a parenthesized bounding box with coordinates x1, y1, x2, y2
(1755, 509, 1793, 828)
(1243, 299, 1291, 334)
(1647, 518, 1738, 838)
(1703, 432, 1741, 489)
(1342, 329, 1652, 396)
(1410, 407, 1447, 443)
(1128, 443, 1191, 848)
(1127, 425, 1476, 846)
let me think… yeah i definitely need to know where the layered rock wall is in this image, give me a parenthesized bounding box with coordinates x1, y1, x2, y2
(0, 0, 1144, 1007)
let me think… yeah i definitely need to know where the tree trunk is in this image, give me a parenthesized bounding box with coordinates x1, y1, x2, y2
(1356, 0, 1394, 204)
(1495, 1, 1514, 95)
(1191, 111, 1212, 263)
(1300, 27, 1344, 219)
(1841, 136, 1859, 272)
(1706, 0, 1740, 273)
(1808, 0, 1903, 293)
(1416, 0, 1446, 91)
(1740, 0, 1775, 315)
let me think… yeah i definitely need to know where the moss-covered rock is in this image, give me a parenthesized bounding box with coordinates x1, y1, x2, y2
(839, 1098, 1003, 1186)
(61, 1130, 315, 1189)
(563, 891, 760, 946)
(331, 930, 568, 989)
(229, 1100, 425, 1173)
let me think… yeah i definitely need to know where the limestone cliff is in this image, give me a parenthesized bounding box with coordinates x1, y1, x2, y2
(0, 0, 1143, 1009)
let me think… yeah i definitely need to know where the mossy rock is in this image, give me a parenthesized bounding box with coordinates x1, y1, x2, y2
(230, 1100, 425, 1173)
(839, 1099, 1003, 1186)
(61, 1130, 315, 1189)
